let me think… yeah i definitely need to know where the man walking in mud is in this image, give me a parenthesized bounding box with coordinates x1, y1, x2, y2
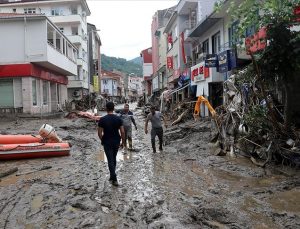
(119, 104, 137, 151)
(144, 106, 167, 153)
(98, 102, 125, 186)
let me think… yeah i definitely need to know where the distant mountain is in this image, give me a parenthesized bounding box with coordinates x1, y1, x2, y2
(129, 56, 142, 65)
(101, 54, 142, 76)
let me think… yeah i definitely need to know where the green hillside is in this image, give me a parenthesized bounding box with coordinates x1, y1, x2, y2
(101, 54, 143, 76)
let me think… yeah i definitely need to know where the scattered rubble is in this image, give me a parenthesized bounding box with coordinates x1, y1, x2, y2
(211, 67, 300, 167)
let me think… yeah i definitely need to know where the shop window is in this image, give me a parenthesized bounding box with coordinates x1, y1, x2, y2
(43, 81, 48, 105)
(57, 84, 60, 104)
(32, 79, 37, 106)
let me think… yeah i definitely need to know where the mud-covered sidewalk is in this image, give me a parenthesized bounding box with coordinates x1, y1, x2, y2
(0, 109, 299, 228)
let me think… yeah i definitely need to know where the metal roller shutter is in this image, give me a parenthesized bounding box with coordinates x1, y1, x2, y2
(0, 79, 14, 107)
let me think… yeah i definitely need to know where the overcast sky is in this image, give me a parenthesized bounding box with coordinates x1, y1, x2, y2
(87, 0, 178, 60)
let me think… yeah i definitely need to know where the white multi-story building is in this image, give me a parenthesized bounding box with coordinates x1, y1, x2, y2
(100, 70, 122, 102)
(0, 13, 77, 115)
(129, 75, 143, 98)
(0, 0, 91, 100)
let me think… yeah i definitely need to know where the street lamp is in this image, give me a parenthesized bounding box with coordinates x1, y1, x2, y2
(87, 29, 100, 109)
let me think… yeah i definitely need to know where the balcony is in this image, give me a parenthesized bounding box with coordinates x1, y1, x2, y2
(68, 79, 88, 89)
(0, 15, 78, 76)
(177, 0, 198, 15)
(48, 14, 83, 25)
(68, 35, 84, 45)
(38, 43, 77, 76)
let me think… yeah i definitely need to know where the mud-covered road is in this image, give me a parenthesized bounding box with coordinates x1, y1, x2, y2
(0, 107, 299, 229)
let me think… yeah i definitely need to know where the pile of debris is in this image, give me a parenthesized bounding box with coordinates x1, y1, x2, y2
(213, 67, 300, 167)
(66, 94, 107, 112)
(164, 99, 195, 126)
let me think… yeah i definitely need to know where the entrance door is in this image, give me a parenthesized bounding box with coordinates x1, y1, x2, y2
(0, 79, 14, 107)
(209, 82, 223, 109)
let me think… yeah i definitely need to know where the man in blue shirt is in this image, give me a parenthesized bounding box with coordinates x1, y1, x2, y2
(98, 102, 125, 186)
(119, 104, 137, 151)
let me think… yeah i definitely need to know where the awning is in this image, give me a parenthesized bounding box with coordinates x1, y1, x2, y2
(188, 17, 221, 38)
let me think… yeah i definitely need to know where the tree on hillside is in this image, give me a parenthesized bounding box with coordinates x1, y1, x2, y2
(217, 0, 300, 129)
(101, 54, 143, 76)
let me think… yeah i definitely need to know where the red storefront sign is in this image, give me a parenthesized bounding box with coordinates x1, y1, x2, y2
(0, 64, 68, 84)
(167, 56, 173, 69)
(191, 63, 209, 82)
(245, 27, 267, 54)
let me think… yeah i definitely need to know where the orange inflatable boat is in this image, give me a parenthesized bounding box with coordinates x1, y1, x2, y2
(0, 135, 43, 144)
(0, 142, 70, 160)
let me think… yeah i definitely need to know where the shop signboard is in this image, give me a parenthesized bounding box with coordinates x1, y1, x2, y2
(218, 50, 229, 73)
(93, 75, 99, 92)
(205, 54, 218, 68)
(191, 62, 209, 82)
(218, 49, 237, 73)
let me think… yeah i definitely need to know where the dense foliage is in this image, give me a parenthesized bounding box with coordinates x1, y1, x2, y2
(101, 54, 143, 76)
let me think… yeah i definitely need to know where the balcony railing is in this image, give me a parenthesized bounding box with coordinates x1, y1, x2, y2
(47, 40, 76, 64)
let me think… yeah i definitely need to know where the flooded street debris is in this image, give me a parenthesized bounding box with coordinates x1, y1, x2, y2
(0, 108, 299, 228)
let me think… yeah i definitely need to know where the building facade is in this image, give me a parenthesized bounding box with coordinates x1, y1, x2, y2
(87, 23, 101, 94)
(100, 70, 122, 103)
(0, 14, 77, 115)
(0, 0, 92, 100)
(140, 48, 153, 97)
(151, 7, 175, 96)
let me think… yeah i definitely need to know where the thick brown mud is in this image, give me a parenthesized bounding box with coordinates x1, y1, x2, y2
(0, 109, 299, 228)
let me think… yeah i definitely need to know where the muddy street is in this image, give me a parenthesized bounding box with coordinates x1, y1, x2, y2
(0, 108, 299, 229)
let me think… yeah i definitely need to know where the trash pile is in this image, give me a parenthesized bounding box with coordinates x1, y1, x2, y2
(212, 67, 300, 167)
(66, 94, 107, 112)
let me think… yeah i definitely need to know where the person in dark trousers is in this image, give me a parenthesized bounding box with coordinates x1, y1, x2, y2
(119, 104, 137, 151)
(144, 106, 167, 153)
(98, 102, 125, 186)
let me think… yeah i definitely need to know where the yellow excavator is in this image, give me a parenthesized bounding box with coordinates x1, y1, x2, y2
(193, 96, 216, 120)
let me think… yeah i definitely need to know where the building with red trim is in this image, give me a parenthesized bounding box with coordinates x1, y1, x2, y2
(0, 13, 78, 114)
(140, 48, 153, 97)
(0, 0, 93, 101)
